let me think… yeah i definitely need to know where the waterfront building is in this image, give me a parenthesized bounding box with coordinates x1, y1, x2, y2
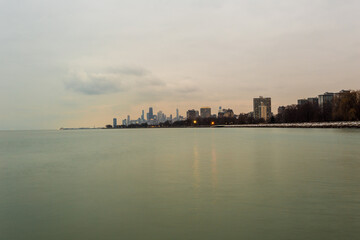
(335, 90, 351, 97)
(298, 99, 308, 105)
(113, 118, 117, 128)
(200, 107, 211, 118)
(187, 109, 197, 120)
(318, 92, 335, 107)
(127, 115, 130, 126)
(122, 119, 126, 126)
(307, 97, 319, 105)
(253, 96, 271, 120)
(260, 103, 268, 120)
(218, 108, 234, 118)
(176, 108, 179, 120)
(223, 109, 234, 118)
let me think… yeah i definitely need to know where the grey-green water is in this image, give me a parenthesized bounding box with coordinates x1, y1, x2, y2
(1, 128, 360, 240)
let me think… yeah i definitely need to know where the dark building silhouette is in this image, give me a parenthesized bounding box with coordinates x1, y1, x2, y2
(200, 107, 211, 118)
(187, 109, 197, 120)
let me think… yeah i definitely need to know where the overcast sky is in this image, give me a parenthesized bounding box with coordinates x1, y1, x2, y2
(1, 0, 359, 129)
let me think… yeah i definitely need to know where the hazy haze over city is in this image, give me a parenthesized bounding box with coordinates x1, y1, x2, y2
(1, 0, 359, 129)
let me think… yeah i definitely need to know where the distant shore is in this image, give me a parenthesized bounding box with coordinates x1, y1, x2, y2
(213, 121, 360, 128)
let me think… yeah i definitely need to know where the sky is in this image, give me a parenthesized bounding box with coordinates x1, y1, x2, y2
(1, 0, 359, 129)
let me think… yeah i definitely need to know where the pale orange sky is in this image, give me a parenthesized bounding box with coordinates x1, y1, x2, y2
(1, 0, 359, 129)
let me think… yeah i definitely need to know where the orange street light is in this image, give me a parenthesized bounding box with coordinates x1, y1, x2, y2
(211, 121, 215, 125)
(193, 120, 197, 124)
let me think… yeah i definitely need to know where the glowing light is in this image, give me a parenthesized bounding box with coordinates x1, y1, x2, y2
(193, 120, 197, 124)
(211, 121, 215, 125)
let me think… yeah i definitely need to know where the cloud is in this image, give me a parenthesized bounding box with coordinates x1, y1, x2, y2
(107, 66, 149, 77)
(64, 66, 168, 95)
(64, 71, 121, 95)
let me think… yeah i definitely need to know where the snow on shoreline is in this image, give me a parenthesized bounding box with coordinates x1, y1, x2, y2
(216, 121, 360, 128)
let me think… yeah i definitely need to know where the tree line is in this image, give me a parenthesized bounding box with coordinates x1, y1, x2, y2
(276, 90, 360, 123)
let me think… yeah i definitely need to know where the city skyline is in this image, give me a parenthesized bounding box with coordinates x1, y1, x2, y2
(112, 89, 355, 127)
(1, 1, 360, 130)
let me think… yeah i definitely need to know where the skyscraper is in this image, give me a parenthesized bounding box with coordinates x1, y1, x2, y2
(127, 115, 130, 126)
(187, 109, 197, 120)
(113, 118, 117, 128)
(200, 107, 211, 118)
(253, 96, 271, 120)
(176, 108, 179, 120)
(157, 111, 165, 123)
(148, 107, 154, 120)
(141, 110, 145, 121)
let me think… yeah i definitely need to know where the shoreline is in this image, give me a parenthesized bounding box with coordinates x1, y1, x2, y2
(213, 121, 360, 128)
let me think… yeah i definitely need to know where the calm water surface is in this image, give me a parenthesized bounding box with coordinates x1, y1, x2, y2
(1, 128, 360, 239)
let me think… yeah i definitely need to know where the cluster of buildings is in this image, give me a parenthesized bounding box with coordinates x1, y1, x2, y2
(112, 96, 273, 127)
(112, 90, 351, 127)
(113, 107, 185, 127)
(278, 90, 351, 114)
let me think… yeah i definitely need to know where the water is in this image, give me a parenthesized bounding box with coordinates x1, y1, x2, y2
(1, 128, 360, 240)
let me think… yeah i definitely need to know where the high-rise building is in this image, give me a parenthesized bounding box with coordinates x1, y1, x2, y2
(253, 96, 271, 120)
(141, 110, 145, 121)
(113, 118, 117, 128)
(222, 108, 235, 118)
(260, 103, 268, 120)
(122, 119, 126, 126)
(187, 109, 197, 120)
(297, 99, 308, 106)
(307, 97, 319, 105)
(148, 107, 154, 120)
(157, 111, 166, 123)
(318, 92, 335, 107)
(176, 108, 179, 120)
(200, 107, 211, 118)
(127, 115, 130, 126)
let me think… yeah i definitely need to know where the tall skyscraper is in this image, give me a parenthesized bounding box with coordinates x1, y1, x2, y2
(141, 110, 145, 121)
(113, 118, 117, 128)
(176, 108, 179, 120)
(148, 107, 154, 120)
(253, 96, 271, 120)
(127, 115, 130, 126)
(200, 107, 211, 118)
(157, 111, 165, 123)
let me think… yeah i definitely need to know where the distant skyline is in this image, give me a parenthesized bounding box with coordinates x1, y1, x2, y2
(1, 0, 360, 130)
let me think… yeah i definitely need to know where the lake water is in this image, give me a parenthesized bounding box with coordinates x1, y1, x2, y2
(1, 128, 360, 239)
